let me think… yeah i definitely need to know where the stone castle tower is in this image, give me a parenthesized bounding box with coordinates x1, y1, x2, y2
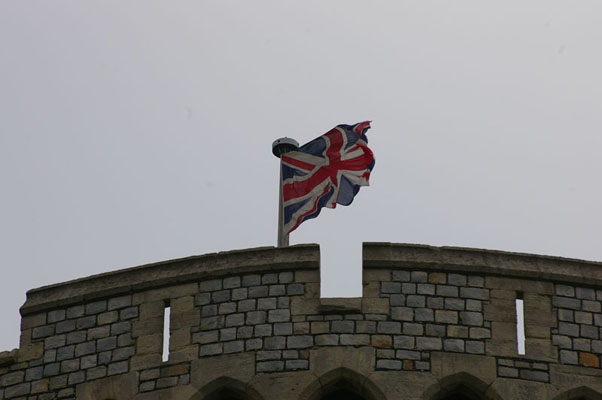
(1, 243, 602, 399)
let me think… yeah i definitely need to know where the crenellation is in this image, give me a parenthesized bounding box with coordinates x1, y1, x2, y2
(3, 243, 602, 398)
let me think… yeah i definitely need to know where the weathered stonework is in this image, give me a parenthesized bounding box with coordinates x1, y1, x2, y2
(2, 243, 602, 399)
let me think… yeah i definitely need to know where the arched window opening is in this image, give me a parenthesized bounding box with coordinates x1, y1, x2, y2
(441, 395, 480, 400)
(322, 389, 366, 400)
(204, 387, 246, 400)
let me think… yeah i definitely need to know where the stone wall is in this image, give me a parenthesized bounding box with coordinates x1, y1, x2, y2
(1, 243, 602, 400)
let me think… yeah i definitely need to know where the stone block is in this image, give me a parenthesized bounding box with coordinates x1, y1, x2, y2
(403, 323, 423, 336)
(428, 273, 446, 284)
(416, 283, 435, 295)
(218, 302, 237, 315)
(200, 279, 222, 292)
(287, 335, 313, 349)
(435, 310, 458, 324)
(381, 282, 401, 294)
(88, 325, 110, 340)
(279, 271, 294, 283)
(253, 298, 276, 313)
(558, 322, 579, 337)
(223, 340, 244, 354)
(391, 307, 414, 322)
(377, 359, 401, 370)
(47, 310, 66, 324)
(361, 298, 389, 314)
(581, 325, 599, 339)
(97, 311, 119, 326)
(256, 361, 284, 372)
(246, 311, 267, 325)
(443, 339, 464, 352)
(519, 369, 549, 382)
(393, 335, 415, 349)
(61, 358, 80, 373)
(427, 297, 444, 309)
(460, 311, 483, 326)
(264, 336, 286, 350)
(377, 321, 401, 334)
(460, 287, 489, 300)
(582, 300, 602, 313)
(238, 299, 256, 312)
(225, 313, 245, 327)
(274, 323, 293, 336)
(4, 382, 30, 398)
(416, 337, 441, 350)
(108, 295, 132, 311)
(339, 334, 370, 346)
(556, 284, 575, 297)
(107, 360, 129, 376)
(286, 360, 309, 370)
(465, 341, 485, 354)
(437, 285, 458, 297)
(425, 324, 446, 337)
(411, 271, 428, 282)
(559, 350, 578, 364)
(331, 320, 354, 333)
(553, 297, 581, 310)
(415, 308, 434, 322)
(245, 338, 262, 351)
(293, 322, 309, 335)
(44, 335, 66, 350)
(392, 271, 410, 281)
(448, 274, 467, 286)
(1, 371, 24, 386)
(465, 299, 482, 312)
(268, 309, 290, 323)
(277, 297, 290, 309)
(498, 366, 518, 377)
(254, 324, 272, 337)
(56, 345, 75, 361)
(212, 290, 231, 303)
(469, 327, 491, 339)
(401, 283, 416, 294)
(32, 325, 55, 339)
(390, 294, 405, 306)
(287, 284, 305, 296)
(85, 300, 107, 315)
(21, 313, 47, 330)
(467, 276, 485, 287)
(315, 335, 339, 346)
(576, 287, 596, 300)
(406, 295, 426, 308)
(237, 326, 254, 339)
(200, 343, 223, 356)
(269, 285, 286, 297)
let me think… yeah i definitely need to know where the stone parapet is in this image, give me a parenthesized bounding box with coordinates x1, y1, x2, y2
(1, 243, 602, 399)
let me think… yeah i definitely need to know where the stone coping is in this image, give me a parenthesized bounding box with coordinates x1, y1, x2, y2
(20, 244, 320, 316)
(20, 242, 602, 316)
(364, 242, 602, 286)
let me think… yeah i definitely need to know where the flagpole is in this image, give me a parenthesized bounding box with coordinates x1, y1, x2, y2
(272, 137, 299, 247)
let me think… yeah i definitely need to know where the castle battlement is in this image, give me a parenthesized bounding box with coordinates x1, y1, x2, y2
(2, 243, 602, 399)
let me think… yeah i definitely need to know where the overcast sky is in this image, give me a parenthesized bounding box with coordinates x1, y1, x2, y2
(1, 1, 601, 352)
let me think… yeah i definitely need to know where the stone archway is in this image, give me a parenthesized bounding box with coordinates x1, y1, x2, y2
(552, 386, 602, 400)
(300, 367, 387, 400)
(190, 376, 264, 400)
(425, 372, 501, 400)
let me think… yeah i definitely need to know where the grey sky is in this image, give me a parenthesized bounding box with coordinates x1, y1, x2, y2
(1, 1, 601, 352)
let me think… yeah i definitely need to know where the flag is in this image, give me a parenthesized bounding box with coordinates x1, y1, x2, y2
(280, 121, 375, 235)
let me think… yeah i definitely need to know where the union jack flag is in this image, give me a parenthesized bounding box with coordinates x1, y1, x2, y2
(281, 121, 375, 235)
